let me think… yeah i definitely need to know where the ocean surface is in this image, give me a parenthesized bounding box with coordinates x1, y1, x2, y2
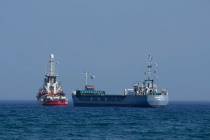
(0, 101, 209, 140)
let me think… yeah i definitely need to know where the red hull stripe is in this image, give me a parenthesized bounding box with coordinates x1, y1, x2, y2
(42, 101, 68, 106)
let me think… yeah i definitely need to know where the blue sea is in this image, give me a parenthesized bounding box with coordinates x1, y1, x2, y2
(0, 101, 209, 140)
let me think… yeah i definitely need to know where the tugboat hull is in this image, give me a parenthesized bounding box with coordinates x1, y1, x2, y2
(42, 100, 68, 106)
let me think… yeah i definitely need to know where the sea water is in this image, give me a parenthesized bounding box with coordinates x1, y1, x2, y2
(0, 101, 209, 140)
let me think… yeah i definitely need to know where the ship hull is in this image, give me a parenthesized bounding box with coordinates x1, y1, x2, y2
(72, 94, 168, 107)
(40, 100, 68, 106)
(147, 95, 168, 107)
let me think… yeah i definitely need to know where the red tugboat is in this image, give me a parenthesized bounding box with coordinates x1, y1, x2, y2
(37, 54, 68, 106)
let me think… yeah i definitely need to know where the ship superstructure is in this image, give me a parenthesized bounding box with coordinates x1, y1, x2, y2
(37, 54, 68, 106)
(72, 55, 168, 107)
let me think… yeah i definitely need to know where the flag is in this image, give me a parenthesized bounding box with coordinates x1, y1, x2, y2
(90, 74, 95, 79)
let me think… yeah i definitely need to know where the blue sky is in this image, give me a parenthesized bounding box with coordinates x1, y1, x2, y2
(0, 0, 210, 101)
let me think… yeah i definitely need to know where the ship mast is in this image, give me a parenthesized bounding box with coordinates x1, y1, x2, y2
(45, 54, 58, 86)
(48, 54, 56, 77)
(144, 54, 158, 88)
(84, 72, 95, 86)
(85, 72, 88, 85)
(145, 54, 153, 81)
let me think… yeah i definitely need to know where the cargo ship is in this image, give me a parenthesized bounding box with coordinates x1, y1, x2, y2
(37, 54, 68, 106)
(72, 55, 168, 107)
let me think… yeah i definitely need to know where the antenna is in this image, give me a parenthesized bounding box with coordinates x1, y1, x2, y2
(153, 63, 159, 89)
(145, 54, 153, 80)
(153, 62, 159, 80)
